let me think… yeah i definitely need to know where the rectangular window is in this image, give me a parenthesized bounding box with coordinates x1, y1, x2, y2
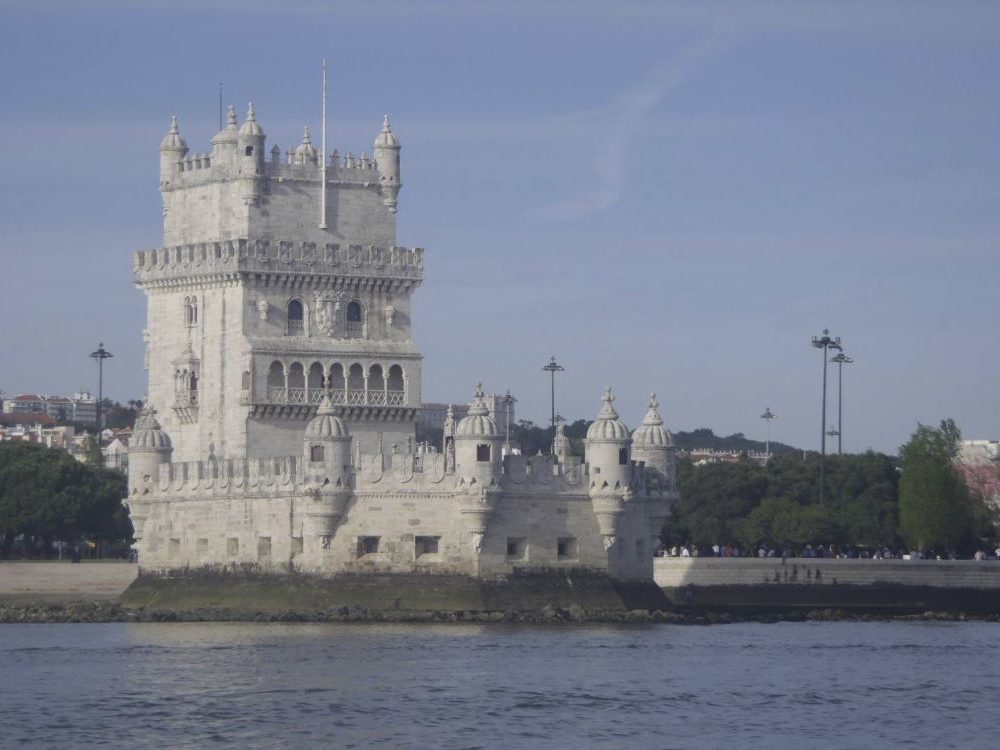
(557, 537, 578, 561)
(476, 444, 491, 462)
(618, 447, 628, 465)
(358, 536, 380, 556)
(506, 537, 526, 560)
(415, 536, 440, 557)
(227, 537, 239, 557)
(291, 537, 304, 556)
(310, 445, 324, 462)
(257, 536, 272, 560)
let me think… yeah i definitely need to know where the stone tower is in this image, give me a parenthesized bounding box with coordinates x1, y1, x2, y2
(135, 104, 423, 461)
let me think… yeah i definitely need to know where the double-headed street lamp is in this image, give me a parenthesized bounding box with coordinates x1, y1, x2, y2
(830, 352, 854, 455)
(760, 406, 776, 461)
(811, 329, 841, 504)
(541, 356, 564, 452)
(89, 342, 113, 468)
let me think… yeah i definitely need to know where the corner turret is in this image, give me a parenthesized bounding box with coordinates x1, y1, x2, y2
(302, 394, 352, 488)
(126, 406, 173, 551)
(631, 393, 675, 491)
(454, 383, 501, 487)
(237, 102, 266, 204)
(373, 114, 401, 212)
(585, 387, 632, 552)
(159, 115, 188, 187)
(211, 104, 239, 171)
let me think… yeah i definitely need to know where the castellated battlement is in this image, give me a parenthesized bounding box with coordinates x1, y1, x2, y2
(168, 149, 382, 189)
(133, 239, 423, 285)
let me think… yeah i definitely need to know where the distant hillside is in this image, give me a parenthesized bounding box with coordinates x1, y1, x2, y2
(671, 428, 798, 455)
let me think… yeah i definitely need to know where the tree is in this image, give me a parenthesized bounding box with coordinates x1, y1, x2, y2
(0, 441, 130, 557)
(898, 419, 976, 553)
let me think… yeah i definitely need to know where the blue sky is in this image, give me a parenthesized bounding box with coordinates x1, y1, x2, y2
(1, 0, 997, 454)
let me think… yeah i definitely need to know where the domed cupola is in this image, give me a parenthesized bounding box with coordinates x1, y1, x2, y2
(455, 383, 499, 438)
(160, 115, 188, 153)
(127, 406, 173, 499)
(632, 394, 673, 449)
(238, 101, 265, 137)
(304, 395, 349, 441)
(212, 105, 239, 145)
(132, 406, 173, 451)
(586, 386, 630, 442)
(373, 114, 400, 150)
(294, 125, 318, 164)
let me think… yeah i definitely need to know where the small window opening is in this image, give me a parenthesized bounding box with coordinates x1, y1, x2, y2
(557, 537, 578, 561)
(257, 536, 272, 560)
(506, 537, 526, 560)
(416, 536, 440, 557)
(358, 536, 380, 556)
(618, 447, 628, 465)
(476, 444, 491, 462)
(310, 445, 325, 463)
(245, 146, 254, 156)
(347, 301, 362, 322)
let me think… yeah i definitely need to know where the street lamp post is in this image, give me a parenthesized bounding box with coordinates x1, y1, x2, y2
(760, 407, 776, 461)
(541, 356, 564, 452)
(89, 342, 113, 468)
(830, 352, 854, 455)
(810, 329, 841, 505)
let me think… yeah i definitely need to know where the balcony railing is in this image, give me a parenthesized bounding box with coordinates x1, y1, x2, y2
(264, 386, 405, 407)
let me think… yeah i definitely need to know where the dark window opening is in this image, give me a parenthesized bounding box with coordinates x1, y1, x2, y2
(557, 537, 578, 560)
(476, 444, 491, 462)
(506, 537, 526, 560)
(245, 146, 254, 156)
(287, 299, 304, 321)
(618, 447, 628, 465)
(310, 445, 324, 463)
(358, 536, 380, 556)
(415, 536, 440, 557)
(347, 300, 362, 322)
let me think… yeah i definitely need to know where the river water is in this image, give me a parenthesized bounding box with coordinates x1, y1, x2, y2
(1, 621, 997, 748)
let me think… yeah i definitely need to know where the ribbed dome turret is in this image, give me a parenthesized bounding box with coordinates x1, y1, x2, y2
(131, 406, 173, 451)
(304, 395, 349, 440)
(211, 105, 239, 144)
(294, 126, 318, 161)
(373, 114, 400, 149)
(632, 394, 673, 448)
(238, 102, 264, 136)
(160, 115, 188, 152)
(586, 387, 629, 441)
(455, 383, 498, 438)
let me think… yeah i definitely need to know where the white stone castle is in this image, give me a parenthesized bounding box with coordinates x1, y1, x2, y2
(126, 103, 679, 580)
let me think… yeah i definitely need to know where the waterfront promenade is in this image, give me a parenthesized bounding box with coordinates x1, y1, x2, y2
(0, 562, 138, 604)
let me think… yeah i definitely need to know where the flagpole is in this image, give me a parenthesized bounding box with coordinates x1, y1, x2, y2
(319, 59, 328, 229)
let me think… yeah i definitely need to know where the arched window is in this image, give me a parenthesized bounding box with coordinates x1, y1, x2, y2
(368, 365, 385, 391)
(288, 362, 305, 403)
(329, 363, 346, 391)
(190, 297, 198, 324)
(267, 361, 285, 402)
(347, 363, 365, 404)
(308, 362, 324, 396)
(287, 299, 304, 335)
(387, 365, 405, 405)
(345, 300, 363, 338)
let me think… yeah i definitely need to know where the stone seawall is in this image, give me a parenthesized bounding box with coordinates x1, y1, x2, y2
(654, 558, 1000, 613)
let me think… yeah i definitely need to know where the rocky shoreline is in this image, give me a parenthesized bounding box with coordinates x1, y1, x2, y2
(3, 601, 1000, 625)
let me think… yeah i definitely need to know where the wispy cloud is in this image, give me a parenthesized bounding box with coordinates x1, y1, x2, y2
(528, 32, 731, 223)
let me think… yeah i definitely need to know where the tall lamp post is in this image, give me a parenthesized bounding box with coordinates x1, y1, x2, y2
(810, 329, 841, 504)
(541, 356, 564, 452)
(89, 342, 113, 468)
(830, 352, 853, 455)
(760, 407, 776, 462)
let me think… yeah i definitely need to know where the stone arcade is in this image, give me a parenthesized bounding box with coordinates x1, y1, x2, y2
(126, 103, 679, 581)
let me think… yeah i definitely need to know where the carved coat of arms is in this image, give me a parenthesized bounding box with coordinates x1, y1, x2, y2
(315, 291, 345, 337)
